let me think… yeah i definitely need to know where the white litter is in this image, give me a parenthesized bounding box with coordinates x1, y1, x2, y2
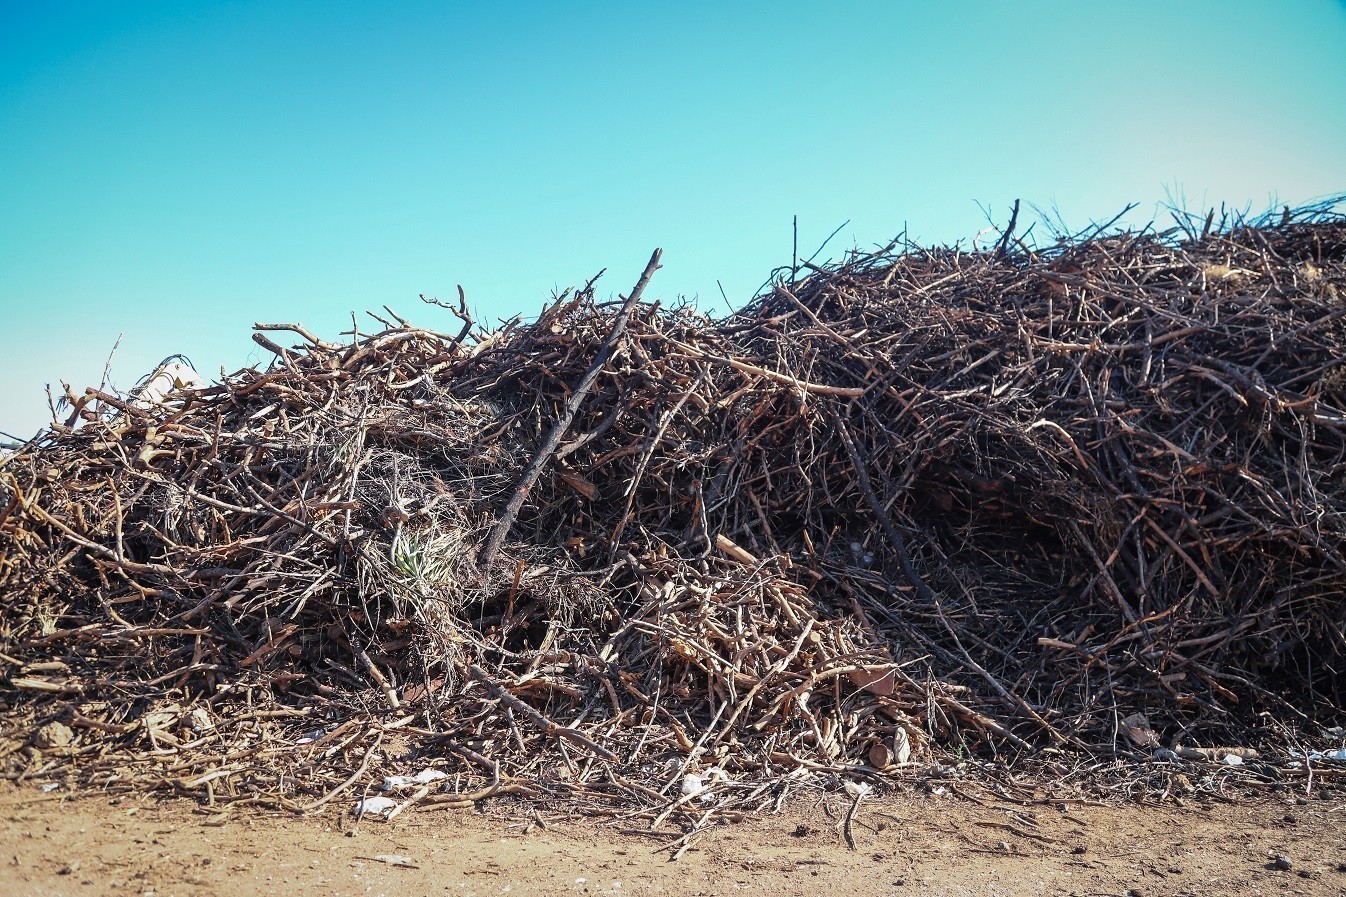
(680, 767, 730, 802)
(354, 795, 398, 817)
(893, 728, 913, 765)
(295, 729, 325, 745)
(1288, 748, 1346, 762)
(132, 358, 204, 410)
(1305, 748, 1346, 762)
(381, 769, 449, 791)
(39, 783, 60, 793)
(1222, 754, 1244, 766)
(843, 779, 873, 798)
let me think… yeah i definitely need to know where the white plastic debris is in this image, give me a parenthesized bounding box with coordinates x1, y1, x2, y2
(893, 728, 913, 765)
(381, 769, 449, 791)
(680, 767, 730, 802)
(1304, 748, 1346, 762)
(132, 359, 204, 409)
(1222, 753, 1244, 766)
(1288, 748, 1346, 762)
(842, 779, 873, 798)
(416, 768, 449, 784)
(39, 782, 60, 793)
(354, 795, 398, 817)
(295, 729, 325, 745)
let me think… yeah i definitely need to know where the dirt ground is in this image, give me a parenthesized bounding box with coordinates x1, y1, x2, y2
(2, 781, 1344, 897)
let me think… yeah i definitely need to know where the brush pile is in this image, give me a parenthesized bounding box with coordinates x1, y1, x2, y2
(3, 207, 1346, 820)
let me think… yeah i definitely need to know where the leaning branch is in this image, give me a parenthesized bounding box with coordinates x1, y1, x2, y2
(478, 249, 663, 569)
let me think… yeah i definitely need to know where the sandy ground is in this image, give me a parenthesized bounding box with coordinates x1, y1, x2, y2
(2, 782, 1345, 897)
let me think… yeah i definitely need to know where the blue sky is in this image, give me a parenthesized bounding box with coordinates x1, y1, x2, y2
(2, 1, 1344, 438)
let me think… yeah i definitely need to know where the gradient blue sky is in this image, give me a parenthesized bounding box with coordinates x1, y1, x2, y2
(2, 1, 1344, 438)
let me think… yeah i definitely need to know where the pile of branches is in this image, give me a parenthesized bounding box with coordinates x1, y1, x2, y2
(3, 206, 1346, 820)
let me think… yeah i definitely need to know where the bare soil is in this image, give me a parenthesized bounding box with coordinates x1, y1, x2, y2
(2, 782, 1344, 897)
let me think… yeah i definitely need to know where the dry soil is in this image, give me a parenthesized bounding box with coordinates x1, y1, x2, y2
(2, 781, 1344, 896)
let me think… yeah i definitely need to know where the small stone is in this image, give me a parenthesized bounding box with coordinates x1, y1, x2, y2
(1071, 845, 1087, 855)
(1273, 854, 1293, 871)
(32, 722, 74, 750)
(1297, 869, 1312, 879)
(1126, 888, 1144, 897)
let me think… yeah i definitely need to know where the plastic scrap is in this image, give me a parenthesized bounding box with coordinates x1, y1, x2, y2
(354, 795, 398, 818)
(381, 769, 449, 791)
(1292, 743, 1346, 759)
(680, 767, 730, 803)
(132, 358, 204, 410)
(842, 780, 874, 798)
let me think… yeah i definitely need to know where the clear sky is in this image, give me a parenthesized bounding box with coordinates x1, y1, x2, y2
(2, 1, 1344, 439)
